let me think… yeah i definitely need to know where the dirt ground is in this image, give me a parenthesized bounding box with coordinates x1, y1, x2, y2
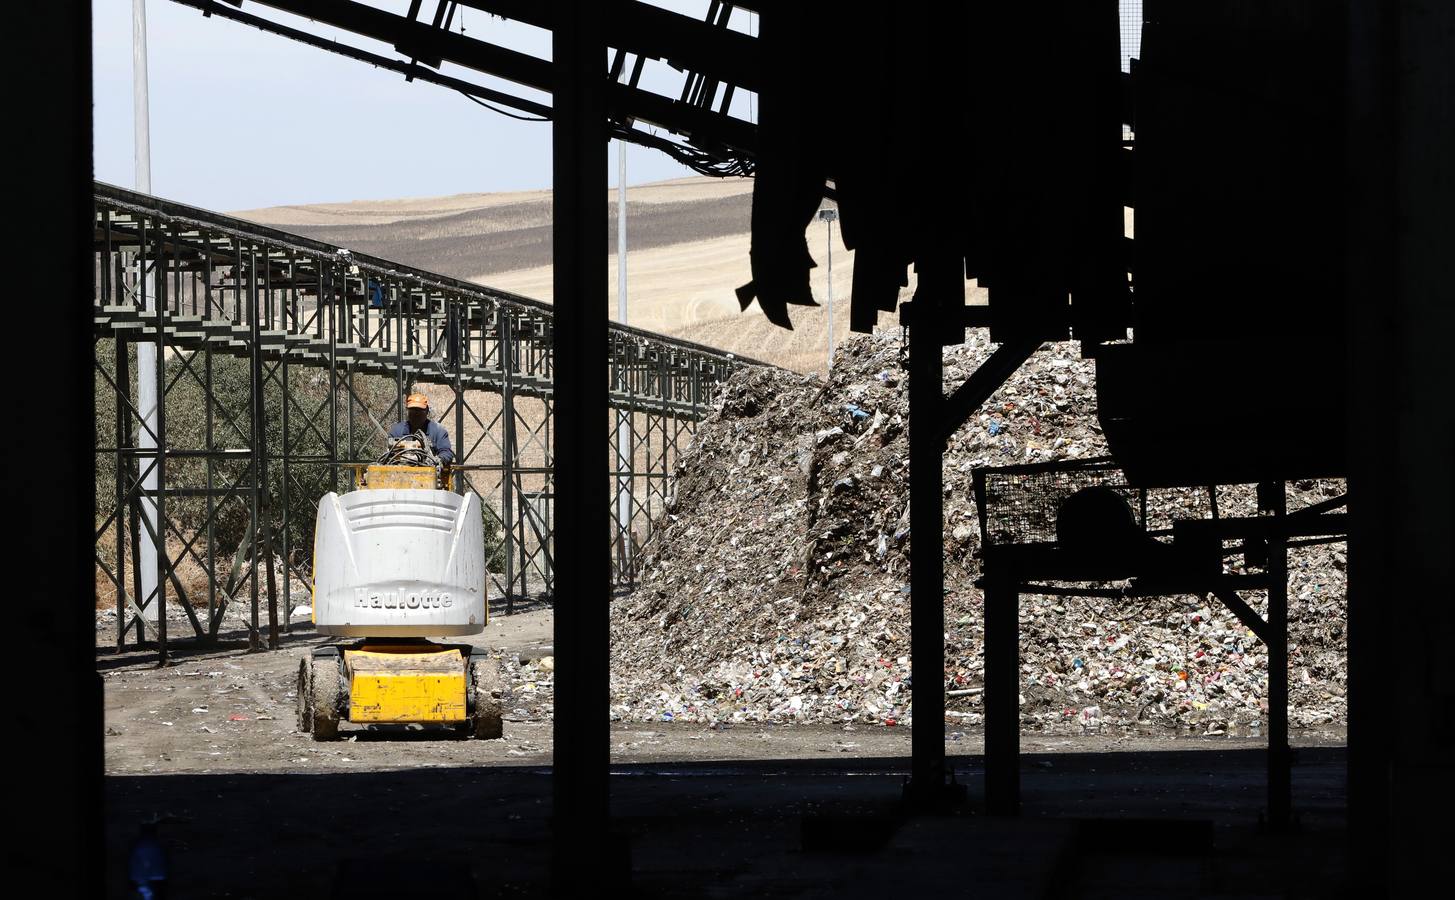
(99, 604, 1345, 777)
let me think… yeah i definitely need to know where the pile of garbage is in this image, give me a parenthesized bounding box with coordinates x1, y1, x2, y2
(608, 331, 1347, 733)
(502, 652, 555, 725)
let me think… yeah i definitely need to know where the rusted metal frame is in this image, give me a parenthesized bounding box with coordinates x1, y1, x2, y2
(245, 243, 262, 651)
(424, 290, 439, 364)
(120, 324, 243, 643)
(127, 464, 207, 643)
(669, 413, 691, 508)
(631, 402, 653, 514)
(94, 452, 163, 541)
(511, 398, 555, 588)
(459, 395, 503, 462)
(287, 254, 300, 334)
(262, 238, 274, 329)
(246, 241, 283, 650)
(336, 370, 395, 445)
(460, 295, 475, 368)
(608, 410, 627, 583)
(95, 214, 296, 291)
(535, 397, 555, 595)
(277, 292, 295, 633)
(186, 232, 199, 316)
(400, 283, 416, 357)
(204, 339, 220, 634)
(452, 303, 466, 496)
(346, 361, 357, 464)
(203, 228, 219, 320)
(453, 314, 512, 601)
(429, 386, 461, 434)
(394, 281, 406, 411)
(609, 333, 630, 582)
(511, 398, 554, 591)
(628, 421, 654, 548)
(373, 381, 407, 443)
(653, 351, 671, 536)
(513, 388, 552, 460)
(199, 471, 264, 637)
(631, 406, 650, 546)
(349, 270, 365, 349)
(125, 332, 146, 646)
(92, 553, 130, 616)
(500, 306, 519, 610)
(112, 511, 181, 631)
(169, 221, 183, 319)
(100, 208, 113, 304)
(643, 409, 665, 536)
(138, 465, 253, 636)
(113, 333, 130, 649)
(97, 184, 648, 343)
(278, 461, 333, 593)
(92, 338, 163, 452)
(232, 239, 243, 321)
(626, 347, 644, 577)
(326, 255, 340, 494)
(462, 472, 510, 603)
(270, 370, 339, 461)
(164, 344, 252, 446)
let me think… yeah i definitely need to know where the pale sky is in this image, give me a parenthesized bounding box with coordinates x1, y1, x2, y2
(93, 2, 1137, 213)
(92, 1, 757, 211)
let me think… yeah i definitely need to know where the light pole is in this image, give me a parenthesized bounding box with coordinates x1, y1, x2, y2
(134, 0, 161, 630)
(818, 207, 838, 371)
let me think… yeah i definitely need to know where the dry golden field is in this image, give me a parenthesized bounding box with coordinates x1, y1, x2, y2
(236, 176, 953, 374)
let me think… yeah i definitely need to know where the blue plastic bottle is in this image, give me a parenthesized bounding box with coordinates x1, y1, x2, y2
(127, 822, 168, 900)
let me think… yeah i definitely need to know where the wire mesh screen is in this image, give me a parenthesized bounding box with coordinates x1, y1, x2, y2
(973, 457, 1144, 548)
(1121, 0, 1143, 143)
(1120, 0, 1143, 73)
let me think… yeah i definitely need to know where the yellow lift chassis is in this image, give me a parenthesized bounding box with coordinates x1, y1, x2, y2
(297, 642, 502, 740)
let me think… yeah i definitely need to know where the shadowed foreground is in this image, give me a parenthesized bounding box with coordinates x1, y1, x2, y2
(107, 745, 1347, 898)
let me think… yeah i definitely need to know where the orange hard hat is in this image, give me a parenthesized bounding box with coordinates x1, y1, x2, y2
(405, 393, 429, 410)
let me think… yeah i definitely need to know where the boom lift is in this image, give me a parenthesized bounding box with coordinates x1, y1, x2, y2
(297, 436, 503, 740)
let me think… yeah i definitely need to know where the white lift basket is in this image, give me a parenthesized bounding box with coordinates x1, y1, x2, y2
(311, 488, 487, 638)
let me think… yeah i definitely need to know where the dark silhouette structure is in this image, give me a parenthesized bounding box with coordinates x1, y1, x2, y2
(23, 1, 1451, 896)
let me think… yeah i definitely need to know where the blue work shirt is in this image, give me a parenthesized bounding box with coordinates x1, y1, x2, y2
(388, 419, 454, 465)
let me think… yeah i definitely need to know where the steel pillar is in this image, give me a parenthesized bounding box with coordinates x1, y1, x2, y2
(551, 2, 613, 890)
(904, 255, 958, 810)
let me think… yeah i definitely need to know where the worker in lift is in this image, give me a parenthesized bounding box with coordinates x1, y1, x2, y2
(389, 393, 455, 466)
